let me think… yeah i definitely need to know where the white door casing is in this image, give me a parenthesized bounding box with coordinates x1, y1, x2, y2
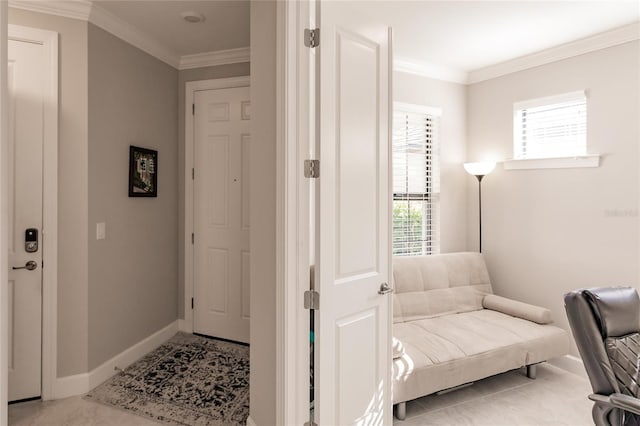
(315, 3, 393, 425)
(6, 25, 58, 402)
(1, 3, 9, 421)
(193, 86, 251, 343)
(7, 38, 44, 402)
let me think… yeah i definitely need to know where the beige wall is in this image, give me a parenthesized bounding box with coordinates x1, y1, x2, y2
(87, 24, 179, 369)
(8, 9, 90, 377)
(394, 71, 468, 253)
(467, 41, 640, 354)
(249, 1, 277, 424)
(176, 63, 250, 319)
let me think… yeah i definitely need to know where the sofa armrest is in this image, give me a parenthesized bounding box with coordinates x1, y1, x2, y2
(610, 393, 640, 416)
(589, 393, 640, 416)
(392, 337, 405, 359)
(483, 294, 552, 324)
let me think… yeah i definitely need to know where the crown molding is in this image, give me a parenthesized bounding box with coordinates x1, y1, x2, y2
(179, 47, 250, 70)
(8, 0, 91, 21)
(468, 22, 640, 84)
(8, 0, 250, 70)
(88, 2, 179, 68)
(394, 57, 468, 84)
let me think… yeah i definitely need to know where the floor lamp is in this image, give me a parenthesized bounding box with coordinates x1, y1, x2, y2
(464, 162, 496, 253)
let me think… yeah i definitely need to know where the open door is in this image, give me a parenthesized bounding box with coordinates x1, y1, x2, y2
(314, 2, 392, 424)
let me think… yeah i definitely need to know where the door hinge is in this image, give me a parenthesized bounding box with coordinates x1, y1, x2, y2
(304, 28, 319, 48)
(191, 297, 194, 309)
(192, 103, 195, 115)
(192, 168, 195, 180)
(304, 159, 320, 178)
(304, 290, 320, 310)
(191, 233, 194, 244)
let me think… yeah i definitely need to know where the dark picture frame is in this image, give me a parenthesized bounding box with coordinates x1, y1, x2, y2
(128, 145, 158, 197)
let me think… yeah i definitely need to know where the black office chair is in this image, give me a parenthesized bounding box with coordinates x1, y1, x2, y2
(565, 287, 640, 426)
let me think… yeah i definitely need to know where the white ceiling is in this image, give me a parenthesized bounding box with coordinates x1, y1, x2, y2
(370, 1, 640, 73)
(94, 0, 249, 56)
(82, 1, 638, 76)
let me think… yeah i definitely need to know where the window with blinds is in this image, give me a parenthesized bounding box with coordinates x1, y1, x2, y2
(514, 91, 587, 159)
(392, 107, 440, 256)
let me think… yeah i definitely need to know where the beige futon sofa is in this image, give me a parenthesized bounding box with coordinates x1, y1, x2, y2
(392, 252, 569, 420)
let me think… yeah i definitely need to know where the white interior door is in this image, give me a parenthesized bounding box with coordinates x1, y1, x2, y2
(315, 3, 392, 424)
(7, 38, 45, 402)
(193, 86, 251, 343)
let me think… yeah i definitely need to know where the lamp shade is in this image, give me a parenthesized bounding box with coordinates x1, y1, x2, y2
(464, 161, 496, 176)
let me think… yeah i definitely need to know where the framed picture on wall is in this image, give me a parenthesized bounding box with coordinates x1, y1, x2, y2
(129, 145, 158, 197)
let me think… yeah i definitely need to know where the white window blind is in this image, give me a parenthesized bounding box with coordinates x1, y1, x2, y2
(392, 108, 440, 256)
(514, 91, 587, 159)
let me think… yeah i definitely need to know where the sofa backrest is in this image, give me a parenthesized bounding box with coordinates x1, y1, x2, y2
(393, 252, 493, 323)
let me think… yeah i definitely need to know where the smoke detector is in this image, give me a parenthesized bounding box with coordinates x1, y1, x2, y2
(181, 11, 205, 23)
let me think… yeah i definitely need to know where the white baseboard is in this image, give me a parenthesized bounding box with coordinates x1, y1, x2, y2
(246, 415, 257, 426)
(51, 320, 179, 399)
(50, 373, 89, 400)
(548, 354, 587, 378)
(178, 318, 192, 333)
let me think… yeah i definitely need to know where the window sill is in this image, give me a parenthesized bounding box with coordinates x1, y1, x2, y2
(503, 155, 600, 170)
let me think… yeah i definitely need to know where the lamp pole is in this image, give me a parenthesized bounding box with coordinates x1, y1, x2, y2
(475, 174, 484, 253)
(463, 162, 495, 254)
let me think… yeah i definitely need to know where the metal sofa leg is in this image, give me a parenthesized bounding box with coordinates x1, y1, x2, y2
(526, 364, 537, 379)
(395, 402, 407, 421)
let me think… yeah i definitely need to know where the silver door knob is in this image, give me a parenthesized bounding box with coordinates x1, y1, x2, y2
(12, 260, 37, 271)
(378, 282, 393, 295)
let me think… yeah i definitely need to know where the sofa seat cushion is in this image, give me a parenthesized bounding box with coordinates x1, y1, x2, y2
(392, 309, 569, 403)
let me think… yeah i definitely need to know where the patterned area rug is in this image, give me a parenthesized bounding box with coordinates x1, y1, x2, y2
(85, 332, 249, 425)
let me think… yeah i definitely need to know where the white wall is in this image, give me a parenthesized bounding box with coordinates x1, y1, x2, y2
(467, 41, 640, 353)
(394, 71, 468, 253)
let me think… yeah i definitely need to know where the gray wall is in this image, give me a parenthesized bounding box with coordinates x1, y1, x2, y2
(7, 7, 250, 379)
(177, 63, 250, 319)
(249, 1, 277, 424)
(87, 24, 179, 370)
(8, 9, 90, 377)
(467, 41, 640, 354)
(394, 71, 468, 253)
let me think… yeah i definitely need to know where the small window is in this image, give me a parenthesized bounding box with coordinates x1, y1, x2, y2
(392, 104, 440, 256)
(514, 91, 586, 160)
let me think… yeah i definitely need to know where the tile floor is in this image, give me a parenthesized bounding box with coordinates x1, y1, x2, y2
(9, 396, 159, 425)
(9, 363, 592, 425)
(396, 364, 593, 425)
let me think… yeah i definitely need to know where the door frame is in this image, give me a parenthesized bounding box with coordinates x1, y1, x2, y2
(276, 1, 312, 425)
(6, 24, 58, 402)
(1, 3, 7, 421)
(183, 76, 251, 334)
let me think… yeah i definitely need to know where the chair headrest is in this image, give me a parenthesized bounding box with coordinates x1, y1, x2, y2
(584, 287, 640, 338)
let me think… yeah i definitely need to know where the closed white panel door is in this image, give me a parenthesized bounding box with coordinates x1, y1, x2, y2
(316, 3, 392, 425)
(7, 39, 45, 401)
(194, 87, 250, 343)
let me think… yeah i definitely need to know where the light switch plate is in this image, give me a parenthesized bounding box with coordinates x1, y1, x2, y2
(96, 222, 106, 240)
